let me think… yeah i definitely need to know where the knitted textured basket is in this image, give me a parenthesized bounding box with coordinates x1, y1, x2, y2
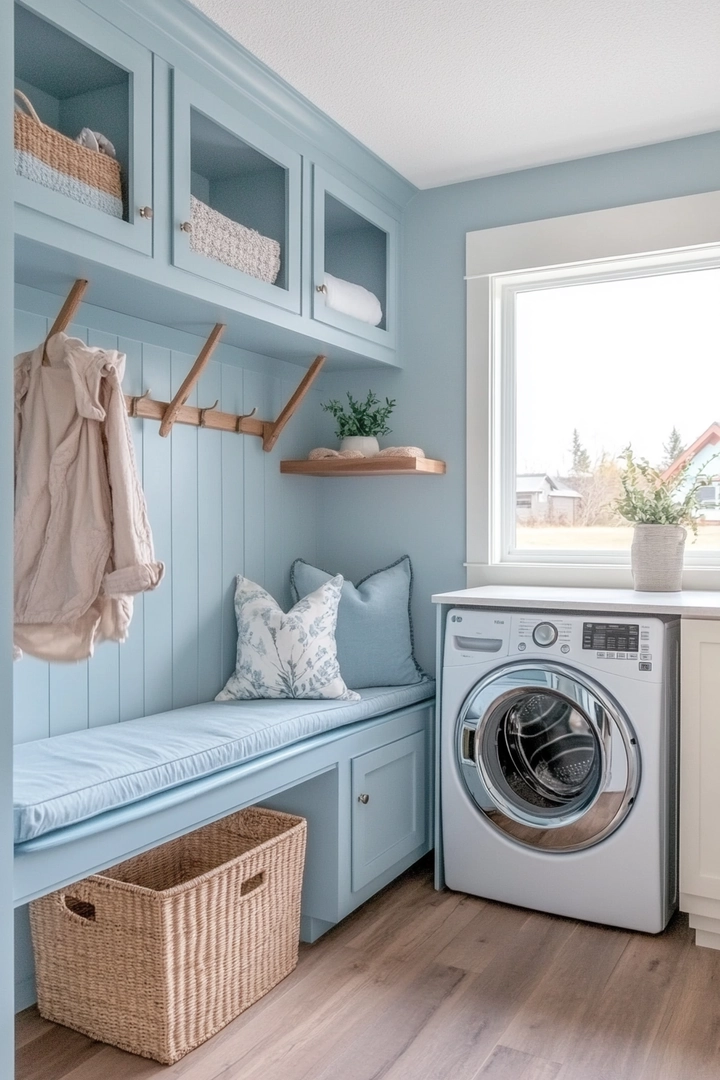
(190, 195, 281, 283)
(14, 90, 123, 218)
(30, 807, 307, 1064)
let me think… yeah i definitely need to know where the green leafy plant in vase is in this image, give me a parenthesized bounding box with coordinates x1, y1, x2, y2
(321, 391, 396, 456)
(615, 447, 714, 591)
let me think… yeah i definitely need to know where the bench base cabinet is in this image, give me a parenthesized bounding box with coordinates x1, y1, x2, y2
(260, 710, 431, 944)
(351, 730, 426, 893)
(680, 619, 720, 949)
(14, 701, 433, 1006)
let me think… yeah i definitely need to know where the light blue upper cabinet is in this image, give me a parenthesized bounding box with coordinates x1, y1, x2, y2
(312, 167, 398, 350)
(171, 72, 302, 314)
(14, 0, 154, 256)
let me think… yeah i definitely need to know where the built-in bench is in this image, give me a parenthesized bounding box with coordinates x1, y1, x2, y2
(14, 683, 434, 949)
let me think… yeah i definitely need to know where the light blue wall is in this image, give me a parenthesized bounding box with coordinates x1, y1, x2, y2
(13, 290, 322, 1009)
(2, 2, 15, 1069)
(315, 132, 720, 675)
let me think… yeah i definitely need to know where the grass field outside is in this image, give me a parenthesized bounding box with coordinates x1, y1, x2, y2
(516, 525, 720, 552)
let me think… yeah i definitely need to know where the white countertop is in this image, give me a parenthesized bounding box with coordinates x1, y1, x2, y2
(431, 585, 720, 617)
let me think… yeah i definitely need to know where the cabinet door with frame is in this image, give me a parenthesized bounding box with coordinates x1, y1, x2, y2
(171, 71, 302, 313)
(680, 618, 720, 949)
(14, 0, 153, 256)
(351, 729, 427, 893)
(312, 166, 398, 350)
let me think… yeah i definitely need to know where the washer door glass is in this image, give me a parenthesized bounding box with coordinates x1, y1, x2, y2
(456, 662, 639, 852)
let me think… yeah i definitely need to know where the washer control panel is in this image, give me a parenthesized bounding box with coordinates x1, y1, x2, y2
(445, 608, 668, 679)
(532, 621, 558, 647)
(516, 615, 573, 652)
(512, 613, 663, 675)
(582, 622, 639, 653)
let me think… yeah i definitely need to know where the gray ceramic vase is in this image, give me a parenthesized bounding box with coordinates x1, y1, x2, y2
(631, 524, 686, 592)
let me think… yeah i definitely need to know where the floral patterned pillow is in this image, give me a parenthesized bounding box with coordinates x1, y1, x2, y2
(216, 574, 360, 701)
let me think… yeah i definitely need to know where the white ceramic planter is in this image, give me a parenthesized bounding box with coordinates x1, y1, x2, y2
(340, 436, 379, 457)
(631, 524, 686, 591)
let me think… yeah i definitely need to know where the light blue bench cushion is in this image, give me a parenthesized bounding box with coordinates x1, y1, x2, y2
(14, 682, 434, 843)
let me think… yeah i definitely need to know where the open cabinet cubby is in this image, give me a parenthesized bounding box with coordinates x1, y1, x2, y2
(324, 193, 388, 331)
(172, 72, 302, 311)
(189, 108, 289, 291)
(15, 2, 130, 220)
(312, 167, 397, 347)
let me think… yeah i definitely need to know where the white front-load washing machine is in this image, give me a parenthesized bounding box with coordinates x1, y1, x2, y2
(441, 608, 679, 933)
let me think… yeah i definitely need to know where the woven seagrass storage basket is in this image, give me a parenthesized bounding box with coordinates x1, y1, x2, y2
(14, 89, 123, 218)
(30, 807, 307, 1065)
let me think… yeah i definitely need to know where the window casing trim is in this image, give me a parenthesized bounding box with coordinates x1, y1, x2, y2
(466, 189, 720, 589)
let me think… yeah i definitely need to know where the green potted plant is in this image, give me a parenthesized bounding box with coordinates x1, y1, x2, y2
(320, 391, 396, 457)
(615, 448, 713, 591)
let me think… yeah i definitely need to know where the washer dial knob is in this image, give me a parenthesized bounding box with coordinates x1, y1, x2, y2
(532, 621, 558, 647)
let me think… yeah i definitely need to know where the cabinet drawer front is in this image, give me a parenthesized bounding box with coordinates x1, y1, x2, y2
(351, 730, 426, 893)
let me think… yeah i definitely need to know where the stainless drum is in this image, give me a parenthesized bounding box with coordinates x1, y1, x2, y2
(456, 661, 640, 852)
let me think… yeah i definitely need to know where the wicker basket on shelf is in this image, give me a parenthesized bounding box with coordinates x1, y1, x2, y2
(189, 194, 281, 283)
(14, 89, 123, 218)
(30, 806, 307, 1064)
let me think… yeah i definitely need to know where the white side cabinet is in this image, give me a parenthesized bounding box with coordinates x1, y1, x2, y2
(680, 619, 720, 948)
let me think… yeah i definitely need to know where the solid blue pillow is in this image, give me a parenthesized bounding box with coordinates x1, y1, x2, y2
(290, 555, 426, 689)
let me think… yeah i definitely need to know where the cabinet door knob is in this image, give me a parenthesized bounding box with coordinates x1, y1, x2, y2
(138, 206, 153, 219)
(180, 221, 193, 233)
(357, 793, 370, 804)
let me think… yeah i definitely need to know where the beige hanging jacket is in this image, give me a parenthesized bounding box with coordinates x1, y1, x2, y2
(14, 333, 164, 662)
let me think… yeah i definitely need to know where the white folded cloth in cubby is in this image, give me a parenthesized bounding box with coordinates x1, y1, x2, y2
(322, 272, 383, 326)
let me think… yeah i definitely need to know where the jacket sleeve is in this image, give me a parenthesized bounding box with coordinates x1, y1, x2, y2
(100, 355, 165, 598)
(14, 352, 31, 483)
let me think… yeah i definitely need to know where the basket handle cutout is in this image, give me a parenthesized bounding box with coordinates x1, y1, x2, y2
(240, 872, 265, 897)
(63, 895, 96, 922)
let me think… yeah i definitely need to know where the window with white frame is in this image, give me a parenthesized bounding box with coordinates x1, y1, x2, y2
(466, 190, 720, 586)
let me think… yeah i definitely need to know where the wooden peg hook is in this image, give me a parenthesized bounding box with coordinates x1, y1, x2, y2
(42, 279, 89, 366)
(159, 323, 226, 437)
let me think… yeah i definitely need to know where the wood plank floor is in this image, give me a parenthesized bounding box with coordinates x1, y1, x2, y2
(15, 857, 720, 1080)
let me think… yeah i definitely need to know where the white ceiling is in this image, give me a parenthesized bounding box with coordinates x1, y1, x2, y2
(190, 0, 720, 189)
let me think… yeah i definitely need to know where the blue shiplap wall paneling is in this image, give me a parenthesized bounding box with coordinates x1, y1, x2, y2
(13, 310, 51, 745)
(170, 348, 200, 709)
(242, 368, 270, 587)
(118, 335, 147, 722)
(2, 1, 14, 1059)
(220, 362, 245, 683)
(197, 360, 224, 703)
(264, 372, 321, 610)
(141, 344, 174, 717)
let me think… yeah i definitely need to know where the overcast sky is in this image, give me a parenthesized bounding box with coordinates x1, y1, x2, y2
(516, 266, 720, 475)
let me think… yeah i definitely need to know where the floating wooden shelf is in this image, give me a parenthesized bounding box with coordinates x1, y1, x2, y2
(280, 457, 446, 477)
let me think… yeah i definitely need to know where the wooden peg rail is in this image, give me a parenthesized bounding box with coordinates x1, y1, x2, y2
(46, 279, 326, 452)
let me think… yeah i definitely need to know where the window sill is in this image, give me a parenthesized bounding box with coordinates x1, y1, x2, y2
(466, 562, 720, 592)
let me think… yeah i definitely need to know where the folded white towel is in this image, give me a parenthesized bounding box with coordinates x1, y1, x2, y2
(75, 128, 117, 158)
(321, 272, 383, 327)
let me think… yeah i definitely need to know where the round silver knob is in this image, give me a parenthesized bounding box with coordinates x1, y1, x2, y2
(357, 793, 370, 804)
(180, 221, 193, 233)
(532, 622, 558, 647)
(138, 205, 153, 218)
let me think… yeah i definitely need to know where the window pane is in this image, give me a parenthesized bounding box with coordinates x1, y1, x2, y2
(513, 267, 720, 555)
